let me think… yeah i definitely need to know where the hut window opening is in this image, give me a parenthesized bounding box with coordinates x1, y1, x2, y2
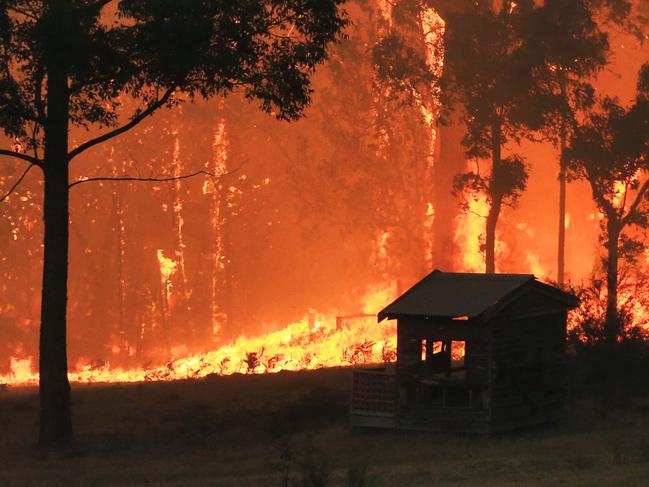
(422, 340, 444, 363)
(451, 340, 465, 369)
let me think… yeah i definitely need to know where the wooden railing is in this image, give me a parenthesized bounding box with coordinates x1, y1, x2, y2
(350, 367, 396, 417)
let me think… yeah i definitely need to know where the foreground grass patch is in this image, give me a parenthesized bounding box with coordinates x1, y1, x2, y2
(1, 368, 649, 486)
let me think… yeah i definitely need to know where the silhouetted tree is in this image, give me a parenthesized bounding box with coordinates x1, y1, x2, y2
(566, 64, 649, 343)
(444, 1, 544, 273)
(524, 0, 609, 284)
(0, 0, 346, 446)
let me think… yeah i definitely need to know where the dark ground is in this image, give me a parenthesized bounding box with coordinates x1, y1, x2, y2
(1, 367, 649, 486)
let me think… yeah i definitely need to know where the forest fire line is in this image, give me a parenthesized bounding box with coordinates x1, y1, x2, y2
(0, 286, 399, 387)
(3, 271, 648, 388)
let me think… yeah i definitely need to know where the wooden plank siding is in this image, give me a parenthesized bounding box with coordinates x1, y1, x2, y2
(488, 309, 567, 431)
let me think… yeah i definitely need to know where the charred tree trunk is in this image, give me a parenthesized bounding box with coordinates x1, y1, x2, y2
(485, 200, 502, 274)
(557, 126, 567, 285)
(221, 197, 234, 337)
(39, 43, 72, 445)
(485, 121, 503, 274)
(112, 179, 127, 357)
(39, 163, 72, 446)
(604, 218, 621, 343)
(557, 156, 567, 285)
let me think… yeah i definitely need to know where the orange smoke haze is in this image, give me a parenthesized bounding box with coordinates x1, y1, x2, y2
(0, 1, 648, 386)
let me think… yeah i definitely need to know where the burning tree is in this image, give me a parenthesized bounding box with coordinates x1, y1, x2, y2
(288, 1, 443, 284)
(0, 0, 347, 446)
(566, 64, 649, 343)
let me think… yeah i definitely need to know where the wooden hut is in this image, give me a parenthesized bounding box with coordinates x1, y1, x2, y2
(350, 271, 578, 434)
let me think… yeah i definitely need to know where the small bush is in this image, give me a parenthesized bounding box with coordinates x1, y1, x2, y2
(272, 435, 295, 487)
(566, 337, 649, 400)
(565, 275, 649, 399)
(347, 455, 377, 487)
(272, 437, 332, 487)
(297, 443, 331, 487)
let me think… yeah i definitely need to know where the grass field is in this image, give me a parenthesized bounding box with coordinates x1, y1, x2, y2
(1, 367, 649, 486)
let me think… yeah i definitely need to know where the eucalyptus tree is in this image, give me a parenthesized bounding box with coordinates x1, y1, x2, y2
(443, 0, 544, 274)
(565, 65, 649, 343)
(524, 0, 610, 285)
(0, 0, 347, 446)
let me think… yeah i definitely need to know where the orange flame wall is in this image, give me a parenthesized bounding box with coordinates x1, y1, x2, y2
(0, 1, 647, 386)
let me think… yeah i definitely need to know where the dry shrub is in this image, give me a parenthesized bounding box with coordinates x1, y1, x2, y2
(564, 272, 649, 398)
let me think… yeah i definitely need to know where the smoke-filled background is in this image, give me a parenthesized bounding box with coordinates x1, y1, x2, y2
(0, 0, 647, 375)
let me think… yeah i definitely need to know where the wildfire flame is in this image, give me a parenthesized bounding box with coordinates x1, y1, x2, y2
(0, 285, 398, 387)
(455, 191, 490, 272)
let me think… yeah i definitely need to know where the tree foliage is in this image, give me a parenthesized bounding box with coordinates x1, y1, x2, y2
(566, 64, 649, 341)
(443, 1, 544, 272)
(0, 0, 347, 446)
(566, 67, 649, 231)
(524, 0, 609, 141)
(0, 0, 348, 155)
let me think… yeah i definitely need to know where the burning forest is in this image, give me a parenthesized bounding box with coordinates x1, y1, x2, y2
(0, 0, 648, 464)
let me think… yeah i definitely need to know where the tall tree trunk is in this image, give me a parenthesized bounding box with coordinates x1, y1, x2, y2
(604, 219, 621, 343)
(39, 163, 72, 446)
(39, 44, 72, 445)
(485, 121, 503, 274)
(557, 159, 567, 284)
(221, 198, 234, 337)
(557, 127, 567, 285)
(210, 118, 228, 340)
(112, 178, 127, 357)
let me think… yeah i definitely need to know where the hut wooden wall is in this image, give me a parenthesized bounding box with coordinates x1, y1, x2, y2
(488, 309, 567, 431)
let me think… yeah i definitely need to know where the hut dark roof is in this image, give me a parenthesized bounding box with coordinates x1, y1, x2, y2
(378, 270, 578, 322)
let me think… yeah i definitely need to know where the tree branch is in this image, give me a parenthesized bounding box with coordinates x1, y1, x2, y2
(621, 177, 649, 227)
(68, 88, 176, 161)
(0, 148, 42, 166)
(8, 5, 39, 21)
(0, 164, 36, 203)
(69, 167, 239, 189)
(583, 164, 615, 217)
